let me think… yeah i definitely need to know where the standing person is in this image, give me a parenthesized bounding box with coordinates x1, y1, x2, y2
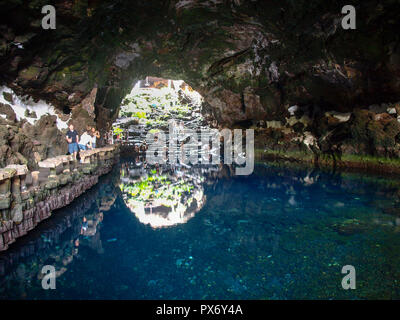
(104, 131, 111, 145)
(179, 121, 185, 142)
(66, 124, 79, 160)
(91, 127, 100, 148)
(107, 130, 114, 144)
(79, 129, 93, 150)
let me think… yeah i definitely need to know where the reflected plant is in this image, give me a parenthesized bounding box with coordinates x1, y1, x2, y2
(120, 171, 195, 205)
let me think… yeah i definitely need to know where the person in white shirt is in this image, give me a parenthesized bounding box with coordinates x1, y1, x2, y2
(79, 130, 93, 150)
(91, 127, 100, 148)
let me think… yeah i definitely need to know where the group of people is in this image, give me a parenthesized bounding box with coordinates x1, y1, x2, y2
(66, 124, 101, 159)
(171, 119, 186, 136)
(133, 143, 147, 154)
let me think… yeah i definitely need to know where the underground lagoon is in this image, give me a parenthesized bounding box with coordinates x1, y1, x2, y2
(1, 0, 400, 301)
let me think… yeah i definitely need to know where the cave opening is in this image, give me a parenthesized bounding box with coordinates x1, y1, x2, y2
(114, 76, 211, 228)
(112, 76, 206, 148)
(2, 0, 400, 301)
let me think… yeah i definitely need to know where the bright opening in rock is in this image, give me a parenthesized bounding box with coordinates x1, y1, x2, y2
(114, 77, 213, 228)
(112, 76, 205, 147)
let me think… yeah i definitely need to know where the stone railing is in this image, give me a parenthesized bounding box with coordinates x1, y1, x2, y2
(0, 145, 119, 251)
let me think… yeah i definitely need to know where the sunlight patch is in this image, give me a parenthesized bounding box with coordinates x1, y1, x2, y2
(0, 86, 69, 130)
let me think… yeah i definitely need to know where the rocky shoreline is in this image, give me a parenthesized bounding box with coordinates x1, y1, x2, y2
(0, 145, 119, 251)
(256, 149, 400, 177)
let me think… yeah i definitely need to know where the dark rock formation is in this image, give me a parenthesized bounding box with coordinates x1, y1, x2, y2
(0, 0, 399, 164)
(0, 108, 68, 169)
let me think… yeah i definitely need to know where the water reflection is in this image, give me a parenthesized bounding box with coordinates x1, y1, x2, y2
(119, 156, 222, 228)
(2, 162, 400, 299)
(0, 172, 119, 299)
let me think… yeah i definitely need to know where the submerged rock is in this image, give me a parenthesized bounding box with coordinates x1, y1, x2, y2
(382, 207, 400, 217)
(331, 219, 369, 236)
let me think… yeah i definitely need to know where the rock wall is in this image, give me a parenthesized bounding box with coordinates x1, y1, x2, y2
(254, 101, 400, 163)
(0, 86, 71, 169)
(0, 0, 399, 164)
(0, 145, 119, 251)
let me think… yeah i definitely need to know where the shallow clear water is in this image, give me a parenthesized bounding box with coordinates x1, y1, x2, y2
(1, 159, 400, 299)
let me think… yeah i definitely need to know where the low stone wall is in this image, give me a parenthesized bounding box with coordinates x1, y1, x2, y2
(0, 145, 120, 251)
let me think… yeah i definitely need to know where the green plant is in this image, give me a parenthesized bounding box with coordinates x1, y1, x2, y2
(135, 111, 146, 119)
(113, 126, 123, 135)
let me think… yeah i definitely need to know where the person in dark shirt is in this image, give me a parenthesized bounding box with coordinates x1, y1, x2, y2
(66, 124, 79, 160)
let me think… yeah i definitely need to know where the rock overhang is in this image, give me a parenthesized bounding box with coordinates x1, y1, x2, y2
(0, 0, 399, 166)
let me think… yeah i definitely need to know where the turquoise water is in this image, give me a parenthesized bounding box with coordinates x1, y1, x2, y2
(1, 159, 400, 299)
